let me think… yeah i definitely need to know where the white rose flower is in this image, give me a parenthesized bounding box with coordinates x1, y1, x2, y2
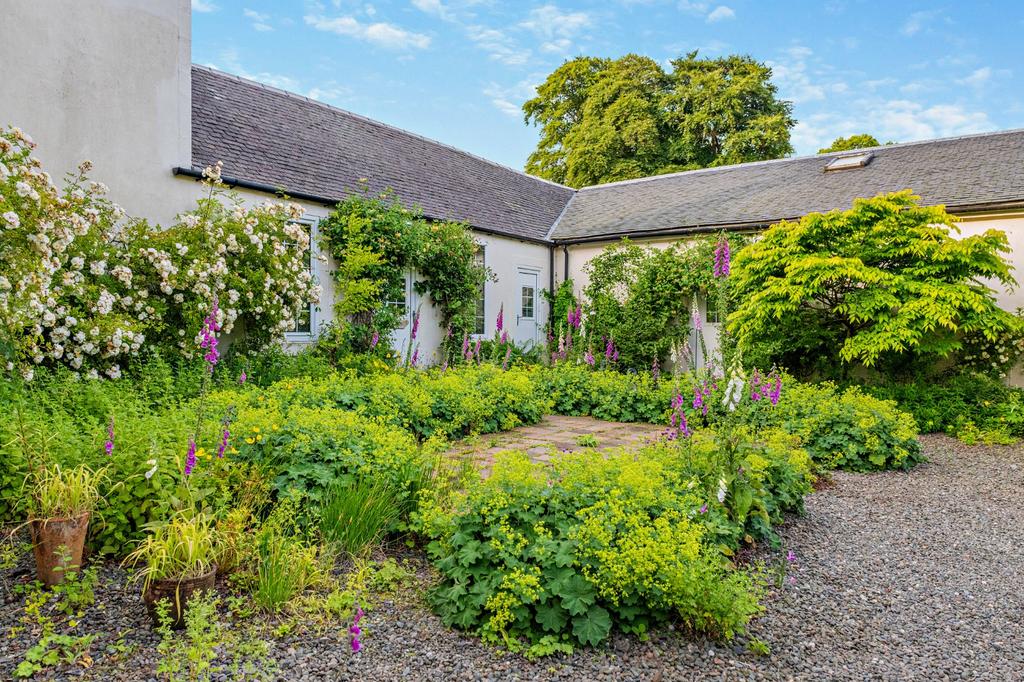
(2, 211, 19, 228)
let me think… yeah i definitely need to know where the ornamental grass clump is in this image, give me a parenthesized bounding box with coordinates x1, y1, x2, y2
(319, 478, 401, 557)
(28, 463, 106, 521)
(124, 512, 219, 592)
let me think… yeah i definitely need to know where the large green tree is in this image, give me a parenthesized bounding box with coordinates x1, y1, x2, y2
(818, 134, 886, 154)
(728, 191, 1019, 377)
(523, 52, 795, 187)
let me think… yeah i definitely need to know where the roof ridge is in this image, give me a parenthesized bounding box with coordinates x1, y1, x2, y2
(544, 191, 577, 241)
(191, 64, 573, 194)
(576, 127, 1024, 192)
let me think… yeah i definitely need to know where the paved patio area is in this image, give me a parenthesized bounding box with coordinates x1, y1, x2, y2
(450, 415, 665, 471)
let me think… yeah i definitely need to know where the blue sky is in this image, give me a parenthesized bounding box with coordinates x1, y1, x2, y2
(192, 0, 1024, 171)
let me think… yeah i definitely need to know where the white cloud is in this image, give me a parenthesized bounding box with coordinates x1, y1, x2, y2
(467, 26, 531, 65)
(958, 66, 992, 87)
(678, 2, 735, 24)
(520, 5, 593, 38)
(901, 10, 941, 36)
(192, 0, 217, 12)
(519, 4, 592, 54)
(304, 14, 431, 49)
(768, 46, 826, 104)
(307, 83, 353, 104)
(791, 100, 993, 153)
(411, 0, 446, 15)
(243, 8, 273, 32)
(214, 48, 303, 92)
(678, 1, 709, 14)
(483, 79, 539, 117)
(706, 5, 735, 22)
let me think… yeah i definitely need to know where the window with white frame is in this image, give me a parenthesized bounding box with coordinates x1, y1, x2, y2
(473, 247, 486, 335)
(286, 219, 314, 335)
(705, 293, 720, 324)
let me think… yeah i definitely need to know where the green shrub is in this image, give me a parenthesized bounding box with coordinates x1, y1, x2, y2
(863, 372, 1024, 438)
(229, 403, 423, 527)
(421, 433, 812, 655)
(773, 383, 922, 471)
(536, 365, 676, 423)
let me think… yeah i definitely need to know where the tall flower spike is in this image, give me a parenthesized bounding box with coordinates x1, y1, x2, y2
(184, 438, 197, 476)
(370, 330, 379, 349)
(104, 416, 115, 456)
(713, 237, 731, 278)
(496, 304, 504, 333)
(410, 309, 420, 341)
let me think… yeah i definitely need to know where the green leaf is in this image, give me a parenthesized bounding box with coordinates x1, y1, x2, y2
(456, 540, 483, 566)
(571, 605, 612, 646)
(557, 575, 596, 616)
(535, 601, 569, 633)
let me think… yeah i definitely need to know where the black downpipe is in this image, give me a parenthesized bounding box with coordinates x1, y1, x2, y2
(548, 245, 556, 329)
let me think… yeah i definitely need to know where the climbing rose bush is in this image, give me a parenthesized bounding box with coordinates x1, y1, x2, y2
(0, 125, 320, 378)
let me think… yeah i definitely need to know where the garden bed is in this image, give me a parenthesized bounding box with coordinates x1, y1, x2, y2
(4, 436, 1022, 680)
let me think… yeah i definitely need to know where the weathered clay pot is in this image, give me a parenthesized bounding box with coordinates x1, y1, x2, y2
(143, 565, 217, 629)
(29, 512, 90, 586)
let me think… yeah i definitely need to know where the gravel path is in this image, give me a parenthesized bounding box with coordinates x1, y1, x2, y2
(3, 435, 1022, 681)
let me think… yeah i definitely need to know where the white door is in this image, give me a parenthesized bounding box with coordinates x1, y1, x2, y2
(515, 270, 539, 347)
(389, 271, 416, 357)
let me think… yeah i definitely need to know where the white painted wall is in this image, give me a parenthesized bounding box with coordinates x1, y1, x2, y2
(0, 0, 554, 366)
(558, 211, 1024, 375)
(1, 0, 195, 227)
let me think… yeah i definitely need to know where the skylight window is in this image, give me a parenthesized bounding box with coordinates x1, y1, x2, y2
(825, 152, 873, 172)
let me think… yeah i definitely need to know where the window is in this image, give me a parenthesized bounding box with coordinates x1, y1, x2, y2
(825, 152, 873, 172)
(705, 295, 720, 324)
(521, 284, 535, 319)
(286, 220, 314, 335)
(473, 247, 486, 335)
(384, 272, 410, 318)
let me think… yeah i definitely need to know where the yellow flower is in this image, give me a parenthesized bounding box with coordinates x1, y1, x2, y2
(245, 437, 255, 444)
(256, 435, 263, 442)
(229, 447, 239, 454)
(252, 426, 261, 433)
(197, 448, 210, 459)
(272, 424, 280, 431)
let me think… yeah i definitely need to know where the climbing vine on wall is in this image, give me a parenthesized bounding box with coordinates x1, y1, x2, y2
(579, 235, 746, 369)
(318, 188, 490, 355)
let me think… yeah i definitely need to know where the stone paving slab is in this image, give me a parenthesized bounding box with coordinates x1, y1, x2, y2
(449, 415, 665, 473)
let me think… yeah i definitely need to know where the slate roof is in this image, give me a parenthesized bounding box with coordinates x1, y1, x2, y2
(189, 65, 1024, 246)
(550, 129, 1024, 241)
(189, 66, 574, 242)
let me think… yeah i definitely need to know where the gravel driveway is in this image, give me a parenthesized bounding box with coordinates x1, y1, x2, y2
(3, 435, 1022, 681)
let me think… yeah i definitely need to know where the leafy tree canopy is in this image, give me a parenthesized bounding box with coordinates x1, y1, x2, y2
(818, 134, 888, 154)
(523, 52, 795, 187)
(728, 191, 1019, 377)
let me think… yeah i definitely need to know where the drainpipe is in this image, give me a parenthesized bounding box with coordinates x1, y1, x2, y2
(548, 245, 555, 329)
(563, 246, 570, 285)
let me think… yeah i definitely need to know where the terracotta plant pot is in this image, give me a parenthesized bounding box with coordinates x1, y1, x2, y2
(29, 512, 90, 587)
(142, 565, 217, 629)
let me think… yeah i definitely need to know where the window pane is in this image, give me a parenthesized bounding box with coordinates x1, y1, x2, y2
(473, 248, 485, 335)
(286, 221, 313, 334)
(705, 294, 720, 324)
(521, 286, 534, 319)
